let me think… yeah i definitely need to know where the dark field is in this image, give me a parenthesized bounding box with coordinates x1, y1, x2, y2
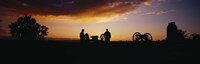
(0, 40, 200, 64)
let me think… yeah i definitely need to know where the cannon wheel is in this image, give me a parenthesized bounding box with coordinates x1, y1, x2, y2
(100, 34, 105, 42)
(84, 34, 90, 42)
(144, 33, 152, 41)
(132, 32, 141, 42)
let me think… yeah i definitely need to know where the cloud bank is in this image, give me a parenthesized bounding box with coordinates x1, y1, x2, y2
(144, 10, 174, 15)
(0, 0, 150, 23)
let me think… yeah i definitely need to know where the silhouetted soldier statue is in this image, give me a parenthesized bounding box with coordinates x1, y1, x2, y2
(104, 29, 111, 43)
(80, 29, 85, 42)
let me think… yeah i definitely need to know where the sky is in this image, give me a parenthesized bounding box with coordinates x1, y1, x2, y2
(0, 0, 200, 41)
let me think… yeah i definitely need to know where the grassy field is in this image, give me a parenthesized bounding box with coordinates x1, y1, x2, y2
(0, 40, 199, 64)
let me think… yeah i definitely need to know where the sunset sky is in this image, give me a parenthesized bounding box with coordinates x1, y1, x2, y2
(0, 0, 200, 41)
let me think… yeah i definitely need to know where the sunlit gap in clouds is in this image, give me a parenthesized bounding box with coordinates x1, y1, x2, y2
(33, 14, 129, 24)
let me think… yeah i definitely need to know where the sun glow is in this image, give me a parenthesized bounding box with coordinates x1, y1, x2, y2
(33, 14, 127, 24)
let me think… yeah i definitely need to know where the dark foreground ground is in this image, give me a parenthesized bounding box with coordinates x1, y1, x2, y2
(0, 40, 200, 64)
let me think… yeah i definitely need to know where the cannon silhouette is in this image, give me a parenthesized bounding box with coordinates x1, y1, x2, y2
(82, 33, 99, 42)
(82, 33, 105, 42)
(132, 32, 152, 42)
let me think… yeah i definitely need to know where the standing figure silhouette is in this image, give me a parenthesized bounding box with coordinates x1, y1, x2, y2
(80, 29, 85, 42)
(104, 29, 111, 43)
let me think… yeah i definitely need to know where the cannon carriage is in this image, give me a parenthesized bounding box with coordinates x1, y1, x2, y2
(132, 32, 152, 42)
(82, 33, 108, 42)
(82, 33, 102, 42)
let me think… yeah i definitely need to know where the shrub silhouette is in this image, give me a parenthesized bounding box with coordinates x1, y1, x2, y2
(189, 33, 200, 41)
(8, 15, 48, 40)
(177, 29, 187, 41)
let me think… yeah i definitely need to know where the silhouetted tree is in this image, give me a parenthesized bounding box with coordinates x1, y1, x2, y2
(177, 29, 187, 41)
(8, 15, 48, 40)
(189, 33, 200, 41)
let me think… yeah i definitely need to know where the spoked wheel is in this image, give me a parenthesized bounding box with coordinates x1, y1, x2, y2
(84, 34, 90, 42)
(100, 34, 105, 42)
(144, 33, 152, 41)
(132, 32, 141, 42)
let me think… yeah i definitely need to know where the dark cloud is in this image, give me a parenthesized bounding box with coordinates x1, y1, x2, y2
(0, 0, 150, 16)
